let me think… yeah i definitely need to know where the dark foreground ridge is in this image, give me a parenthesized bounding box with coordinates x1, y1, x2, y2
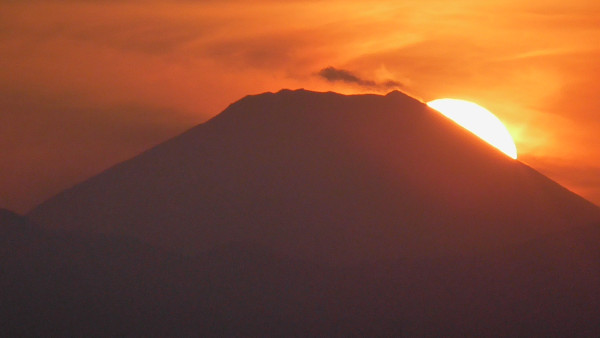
(5, 89, 600, 335)
(3, 208, 600, 336)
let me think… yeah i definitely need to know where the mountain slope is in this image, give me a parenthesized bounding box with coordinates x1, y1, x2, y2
(29, 89, 600, 265)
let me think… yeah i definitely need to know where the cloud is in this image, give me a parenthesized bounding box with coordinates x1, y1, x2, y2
(318, 66, 403, 90)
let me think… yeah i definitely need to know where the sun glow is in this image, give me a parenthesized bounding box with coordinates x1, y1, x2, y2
(427, 99, 517, 159)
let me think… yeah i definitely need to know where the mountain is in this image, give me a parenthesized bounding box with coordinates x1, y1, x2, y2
(16, 89, 600, 335)
(29, 89, 600, 265)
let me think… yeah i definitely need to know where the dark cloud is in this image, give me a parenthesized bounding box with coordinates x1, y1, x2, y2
(318, 66, 403, 90)
(319, 67, 375, 86)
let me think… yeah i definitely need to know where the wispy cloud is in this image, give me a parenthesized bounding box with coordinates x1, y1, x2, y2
(318, 66, 403, 90)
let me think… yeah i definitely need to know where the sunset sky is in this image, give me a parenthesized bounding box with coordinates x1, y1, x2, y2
(1, 0, 599, 212)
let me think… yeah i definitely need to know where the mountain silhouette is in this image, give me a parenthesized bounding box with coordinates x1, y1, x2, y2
(12, 89, 600, 335)
(29, 89, 600, 264)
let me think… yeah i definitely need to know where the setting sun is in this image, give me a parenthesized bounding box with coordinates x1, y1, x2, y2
(427, 99, 517, 159)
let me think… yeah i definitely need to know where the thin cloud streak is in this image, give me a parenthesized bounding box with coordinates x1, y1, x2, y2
(318, 66, 403, 90)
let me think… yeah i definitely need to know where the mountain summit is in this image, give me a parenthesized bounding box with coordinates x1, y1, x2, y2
(29, 89, 600, 265)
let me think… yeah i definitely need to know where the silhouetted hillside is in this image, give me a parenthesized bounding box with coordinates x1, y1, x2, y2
(3, 208, 600, 335)
(0, 209, 195, 336)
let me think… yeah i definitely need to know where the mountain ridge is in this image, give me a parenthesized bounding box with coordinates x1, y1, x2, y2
(28, 89, 600, 265)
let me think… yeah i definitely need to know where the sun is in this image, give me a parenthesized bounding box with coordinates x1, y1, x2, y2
(426, 99, 517, 159)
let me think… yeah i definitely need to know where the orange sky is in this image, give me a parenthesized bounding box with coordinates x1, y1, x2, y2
(1, 0, 599, 212)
